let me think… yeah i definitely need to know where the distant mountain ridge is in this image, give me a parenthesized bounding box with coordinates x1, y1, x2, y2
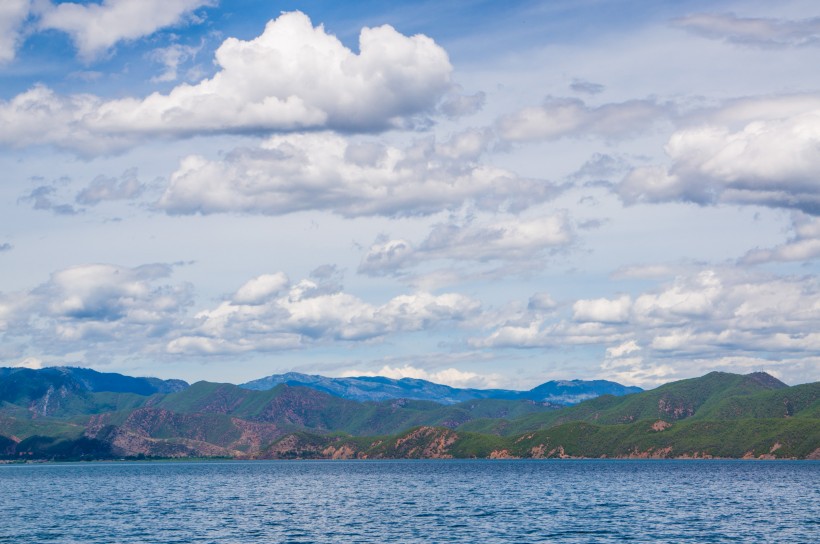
(0, 366, 188, 396)
(1, 368, 817, 460)
(240, 372, 643, 405)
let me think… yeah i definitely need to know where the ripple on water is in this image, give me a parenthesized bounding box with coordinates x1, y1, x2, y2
(0, 460, 817, 543)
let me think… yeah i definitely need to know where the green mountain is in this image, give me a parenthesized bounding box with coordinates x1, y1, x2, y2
(0, 369, 816, 461)
(458, 371, 810, 435)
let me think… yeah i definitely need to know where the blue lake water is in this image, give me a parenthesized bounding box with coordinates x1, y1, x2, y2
(0, 459, 817, 543)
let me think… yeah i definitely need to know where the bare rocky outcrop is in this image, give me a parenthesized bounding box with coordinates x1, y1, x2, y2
(392, 426, 457, 458)
(321, 444, 360, 459)
(657, 397, 695, 420)
(529, 444, 575, 459)
(650, 420, 672, 432)
(488, 449, 518, 459)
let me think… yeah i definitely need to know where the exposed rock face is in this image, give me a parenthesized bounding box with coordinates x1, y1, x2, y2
(392, 426, 457, 458)
(256, 387, 336, 427)
(489, 449, 518, 459)
(321, 444, 360, 460)
(657, 397, 695, 420)
(529, 445, 575, 459)
(230, 418, 285, 454)
(651, 420, 672, 432)
(84, 408, 283, 458)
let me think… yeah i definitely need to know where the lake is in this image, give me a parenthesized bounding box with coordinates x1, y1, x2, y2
(0, 459, 817, 543)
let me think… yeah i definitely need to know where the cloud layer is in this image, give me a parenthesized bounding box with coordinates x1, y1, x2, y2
(618, 95, 820, 214)
(169, 273, 481, 355)
(497, 97, 668, 142)
(473, 268, 820, 386)
(673, 12, 820, 48)
(359, 213, 575, 276)
(0, 11, 452, 154)
(159, 131, 558, 217)
(0, 263, 192, 357)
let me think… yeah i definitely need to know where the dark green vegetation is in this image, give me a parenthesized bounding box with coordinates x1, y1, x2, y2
(0, 367, 817, 461)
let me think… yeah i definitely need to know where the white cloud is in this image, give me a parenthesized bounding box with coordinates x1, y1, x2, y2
(0, 263, 192, 357)
(573, 295, 631, 323)
(10, 357, 45, 370)
(232, 273, 290, 306)
(673, 12, 820, 48)
(496, 96, 668, 142)
(0, 11, 453, 154)
(0, 0, 31, 63)
(471, 268, 820, 386)
(340, 364, 501, 389)
(359, 213, 575, 275)
(168, 274, 481, 355)
(618, 96, 820, 214)
(38, 0, 213, 61)
(159, 131, 557, 218)
(605, 339, 640, 358)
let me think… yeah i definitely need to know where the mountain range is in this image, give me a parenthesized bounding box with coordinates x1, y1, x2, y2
(239, 372, 643, 405)
(0, 367, 817, 461)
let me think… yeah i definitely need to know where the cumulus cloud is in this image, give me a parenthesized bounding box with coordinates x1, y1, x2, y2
(0, 243, 11, 252)
(359, 213, 575, 276)
(232, 273, 290, 306)
(75, 168, 146, 205)
(0, 0, 31, 63)
(618, 95, 820, 214)
(168, 273, 481, 355)
(673, 12, 820, 48)
(0, 11, 452, 154)
(572, 295, 631, 323)
(159, 130, 559, 217)
(38, 0, 213, 61)
(472, 268, 820, 385)
(0, 263, 192, 355)
(496, 96, 668, 142)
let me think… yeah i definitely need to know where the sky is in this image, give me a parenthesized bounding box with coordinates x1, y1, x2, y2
(1, 0, 819, 389)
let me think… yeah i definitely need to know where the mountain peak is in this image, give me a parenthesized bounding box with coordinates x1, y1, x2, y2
(743, 372, 787, 390)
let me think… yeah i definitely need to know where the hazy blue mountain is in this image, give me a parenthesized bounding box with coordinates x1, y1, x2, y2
(239, 372, 642, 405)
(0, 367, 188, 396)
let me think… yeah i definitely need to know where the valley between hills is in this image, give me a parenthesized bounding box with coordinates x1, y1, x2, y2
(0, 367, 817, 461)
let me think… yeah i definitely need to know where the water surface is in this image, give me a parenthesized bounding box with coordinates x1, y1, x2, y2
(1, 459, 817, 543)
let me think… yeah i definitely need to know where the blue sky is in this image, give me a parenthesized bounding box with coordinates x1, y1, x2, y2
(1, 0, 819, 388)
